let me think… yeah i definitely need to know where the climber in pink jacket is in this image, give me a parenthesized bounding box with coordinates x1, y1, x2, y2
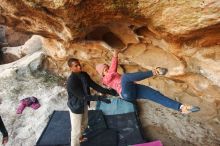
(96, 49, 200, 114)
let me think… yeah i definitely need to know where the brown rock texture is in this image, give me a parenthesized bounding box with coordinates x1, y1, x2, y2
(1, 0, 220, 145)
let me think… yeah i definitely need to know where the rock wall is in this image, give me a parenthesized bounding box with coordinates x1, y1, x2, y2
(1, 0, 220, 145)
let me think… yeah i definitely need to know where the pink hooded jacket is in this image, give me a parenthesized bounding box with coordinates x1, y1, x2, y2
(101, 57, 122, 94)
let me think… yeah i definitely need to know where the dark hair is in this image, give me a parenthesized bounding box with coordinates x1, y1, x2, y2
(67, 58, 79, 67)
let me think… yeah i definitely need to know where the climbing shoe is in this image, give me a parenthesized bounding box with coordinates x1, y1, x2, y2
(155, 67, 168, 75)
(180, 105, 200, 114)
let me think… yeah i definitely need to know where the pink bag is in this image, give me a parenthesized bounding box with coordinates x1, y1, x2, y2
(30, 103, 41, 109)
(16, 102, 27, 114)
(16, 97, 40, 114)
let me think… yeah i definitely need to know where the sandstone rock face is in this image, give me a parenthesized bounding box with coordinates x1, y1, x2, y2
(1, 0, 220, 145)
(1, 35, 43, 64)
(0, 26, 31, 46)
(5, 27, 31, 47)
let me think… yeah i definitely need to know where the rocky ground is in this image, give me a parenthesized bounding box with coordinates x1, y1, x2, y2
(0, 51, 68, 146)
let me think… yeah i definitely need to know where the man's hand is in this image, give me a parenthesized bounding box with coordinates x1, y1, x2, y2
(98, 97, 111, 104)
(85, 95, 111, 104)
(2, 136, 8, 145)
(108, 89, 118, 96)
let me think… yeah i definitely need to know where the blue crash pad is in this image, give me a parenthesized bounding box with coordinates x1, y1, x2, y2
(96, 97, 136, 115)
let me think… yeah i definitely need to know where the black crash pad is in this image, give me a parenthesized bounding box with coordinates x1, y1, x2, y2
(36, 110, 117, 146)
(36, 111, 71, 146)
(36, 101, 145, 146)
(105, 112, 145, 146)
(81, 129, 118, 146)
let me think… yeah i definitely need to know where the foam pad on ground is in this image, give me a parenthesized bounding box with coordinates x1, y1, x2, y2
(96, 97, 136, 115)
(36, 111, 71, 146)
(81, 129, 117, 146)
(83, 110, 107, 138)
(105, 112, 145, 146)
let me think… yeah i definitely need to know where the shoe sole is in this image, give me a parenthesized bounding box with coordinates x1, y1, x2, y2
(190, 107, 200, 112)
